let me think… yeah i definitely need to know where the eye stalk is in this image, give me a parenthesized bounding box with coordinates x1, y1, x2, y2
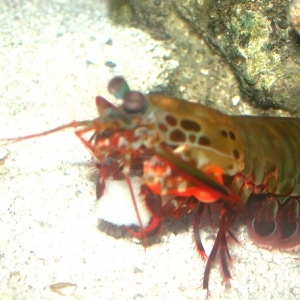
(108, 76, 147, 114)
(108, 76, 130, 99)
(123, 91, 147, 114)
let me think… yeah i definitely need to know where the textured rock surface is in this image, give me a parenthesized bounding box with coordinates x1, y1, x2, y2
(113, 0, 300, 113)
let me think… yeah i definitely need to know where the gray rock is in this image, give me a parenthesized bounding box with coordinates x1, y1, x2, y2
(110, 0, 300, 113)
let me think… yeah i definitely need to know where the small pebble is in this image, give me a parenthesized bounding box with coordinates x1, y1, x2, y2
(105, 61, 117, 68)
(232, 95, 241, 106)
(50, 282, 77, 296)
(200, 68, 209, 75)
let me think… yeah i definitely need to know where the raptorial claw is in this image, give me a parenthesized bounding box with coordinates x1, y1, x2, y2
(126, 216, 162, 238)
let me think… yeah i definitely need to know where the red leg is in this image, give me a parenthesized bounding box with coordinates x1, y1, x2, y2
(193, 203, 207, 260)
(203, 205, 237, 289)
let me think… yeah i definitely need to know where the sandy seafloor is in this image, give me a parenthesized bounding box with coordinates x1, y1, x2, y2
(0, 1, 300, 299)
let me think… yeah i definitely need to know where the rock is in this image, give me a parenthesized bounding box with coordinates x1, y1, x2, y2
(109, 0, 300, 113)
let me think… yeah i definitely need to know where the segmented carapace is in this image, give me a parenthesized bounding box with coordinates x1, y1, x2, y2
(2, 77, 300, 290)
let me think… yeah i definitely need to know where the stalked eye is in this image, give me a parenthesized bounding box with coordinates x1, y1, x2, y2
(123, 91, 147, 113)
(107, 76, 130, 99)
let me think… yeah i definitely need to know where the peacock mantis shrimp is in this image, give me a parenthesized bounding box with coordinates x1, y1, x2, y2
(2, 77, 300, 290)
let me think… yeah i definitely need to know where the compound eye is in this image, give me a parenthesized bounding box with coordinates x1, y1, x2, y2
(108, 76, 130, 99)
(123, 91, 146, 113)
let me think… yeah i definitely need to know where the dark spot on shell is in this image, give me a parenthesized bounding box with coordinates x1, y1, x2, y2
(158, 123, 168, 132)
(180, 119, 201, 132)
(227, 164, 233, 170)
(229, 131, 236, 140)
(170, 129, 186, 143)
(189, 134, 196, 143)
(221, 130, 228, 137)
(165, 115, 177, 126)
(233, 149, 240, 159)
(198, 136, 211, 146)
